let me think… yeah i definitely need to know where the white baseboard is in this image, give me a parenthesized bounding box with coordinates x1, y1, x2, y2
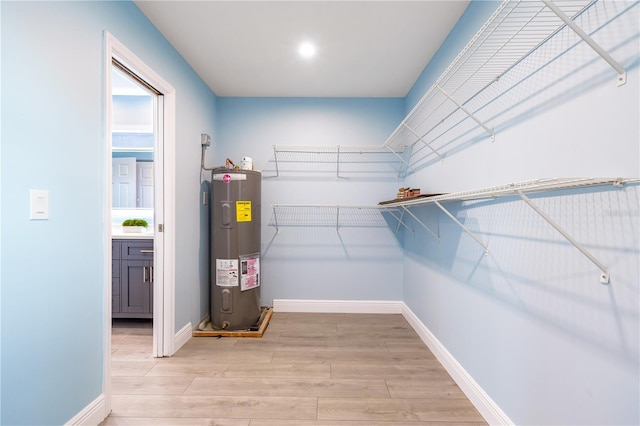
(67, 321, 192, 425)
(273, 299, 403, 314)
(174, 321, 192, 353)
(401, 303, 513, 426)
(65, 393, 107, 426)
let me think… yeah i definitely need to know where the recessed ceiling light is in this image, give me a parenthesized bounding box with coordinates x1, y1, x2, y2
(298, 42, 316, 59)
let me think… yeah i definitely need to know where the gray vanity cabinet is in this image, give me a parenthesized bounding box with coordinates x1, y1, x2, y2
(112, 239, 153, 319)
(112, 240, 121, 314)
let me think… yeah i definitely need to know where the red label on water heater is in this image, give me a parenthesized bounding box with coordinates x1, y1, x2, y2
(213, 173, 247, 182)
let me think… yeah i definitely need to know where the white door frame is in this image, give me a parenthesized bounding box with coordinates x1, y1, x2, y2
(103, 31, 176, 412)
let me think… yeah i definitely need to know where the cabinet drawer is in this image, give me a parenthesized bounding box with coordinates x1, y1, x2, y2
(121, 240, 154, 260)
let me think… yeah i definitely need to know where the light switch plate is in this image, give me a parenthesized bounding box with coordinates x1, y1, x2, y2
(30, 189, 49, 220)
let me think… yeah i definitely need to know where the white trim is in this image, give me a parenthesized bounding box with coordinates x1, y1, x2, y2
(161, 92, 176, 357)
(102, 30, 177, 424)
(105, 31, 176, 358)
(102, 31, 115, 419)
(273, 299, 403, 314)
(401, 303, 513, 426)
(65, 394, 106, 426)
(174, 321, 193, 353)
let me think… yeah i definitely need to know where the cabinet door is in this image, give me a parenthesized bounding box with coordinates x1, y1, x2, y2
(112, 240, 121, 314)
(112, 277, 121, 313)
(120, 260, 153, 318)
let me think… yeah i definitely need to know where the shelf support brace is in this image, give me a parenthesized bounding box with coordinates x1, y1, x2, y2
(517, 190, 610, 284)
(336, 145, 341, 178)
(272, 146, 280, 177)
(384, 145, 415, 177)
(384, 208, 413, 234)
(435, 85, 495, 142)
(336, 206, 340, 233)
(543, 0, 626, 86)
(272, 205, 280, 234)
(402, 123, 445, 161)
(401, 206, 439, 241)
(434, 201, 489, 255)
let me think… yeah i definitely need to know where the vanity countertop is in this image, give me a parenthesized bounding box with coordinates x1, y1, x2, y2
(112, 226, 154, 239)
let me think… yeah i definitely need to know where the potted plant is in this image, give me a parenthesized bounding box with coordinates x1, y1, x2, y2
(122, 218, 149, 233)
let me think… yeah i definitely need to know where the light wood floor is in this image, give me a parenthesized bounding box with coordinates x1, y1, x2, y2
(101, 313, 487, 425)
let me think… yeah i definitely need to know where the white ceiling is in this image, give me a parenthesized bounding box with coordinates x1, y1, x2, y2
(133, 1, 470, 98)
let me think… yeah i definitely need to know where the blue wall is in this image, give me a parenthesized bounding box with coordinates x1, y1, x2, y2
(401, 185, 639, 425)
(399, 1, 640, 424)
(0, 1, 217, 424)
(215, 98, 406, 304)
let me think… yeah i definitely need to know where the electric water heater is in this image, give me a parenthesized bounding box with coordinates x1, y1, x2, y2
(211, 167, 261, 330)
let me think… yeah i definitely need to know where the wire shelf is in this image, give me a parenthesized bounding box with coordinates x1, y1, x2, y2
(384, 0, 638, 171)
(269, 204, 395, 230)
(263, 145, 410, 178)
(385, 178, 637, 207)
(378, 177, 638, 283)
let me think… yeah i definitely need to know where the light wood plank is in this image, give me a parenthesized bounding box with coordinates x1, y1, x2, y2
(184, 377, 390, 398)
(386, 379, 467, 399)
(111, 348, 156, 361)
(110, 395, 317, 420)
(276, 328, 422, 342)
(234, 338, 391, 352)
(317, 397, 485, 422)
(385, 342, 434, 352)
(111, 360, 157, 377)
(272, 350, 434, 365)
(279, 312, 347, 323)
(167, 349, 274, 363)
(102, 418, 249, 426)
(330, 363, 451, 380)
(265, 322, 340, 333)
(146, 362, 330, 379)
(180, 337, 239, 349)
(112, 376, 194, 395)
(249, 421, 486, 426)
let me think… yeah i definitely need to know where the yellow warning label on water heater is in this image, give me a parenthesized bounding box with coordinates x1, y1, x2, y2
(236, 201, 252, 222)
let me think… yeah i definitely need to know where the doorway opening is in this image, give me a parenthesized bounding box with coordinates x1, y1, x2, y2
(110, 60, 158, 345)
(104, 34, 177, 415)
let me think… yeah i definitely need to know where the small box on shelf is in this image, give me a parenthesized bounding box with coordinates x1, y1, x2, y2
(396, 187, 421, 200)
